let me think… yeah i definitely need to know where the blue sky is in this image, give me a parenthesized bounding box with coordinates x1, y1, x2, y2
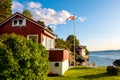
(12, 0, 120, 51)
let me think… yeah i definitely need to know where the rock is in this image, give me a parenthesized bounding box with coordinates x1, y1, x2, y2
(113, 59, 120, 66)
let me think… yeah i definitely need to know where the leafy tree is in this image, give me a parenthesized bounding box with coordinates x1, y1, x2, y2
(47, 26, 53, 32)
(55, 38, 70, 50)
(66, 35, 80, 52)
(22, 9, 33, 19)
(0, 0, 12, 22)
(55, 35, 80, 51)
(37, 20, 46, 27)
(0, 33, 49, 80)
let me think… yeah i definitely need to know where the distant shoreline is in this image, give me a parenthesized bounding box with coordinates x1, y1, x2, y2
(90, 49, 120, 53)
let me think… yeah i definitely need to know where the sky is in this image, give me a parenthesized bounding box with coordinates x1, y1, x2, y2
(12, 0, 120, 51)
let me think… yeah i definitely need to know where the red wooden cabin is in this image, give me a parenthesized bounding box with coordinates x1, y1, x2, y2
(0, 12, 56, 50)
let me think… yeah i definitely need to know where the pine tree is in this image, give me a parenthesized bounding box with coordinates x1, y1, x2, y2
(0, 0, 12, 22)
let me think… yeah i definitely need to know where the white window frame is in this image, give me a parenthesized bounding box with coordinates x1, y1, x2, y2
(27, 34, 39, 43)
(12, 18, 26, 26)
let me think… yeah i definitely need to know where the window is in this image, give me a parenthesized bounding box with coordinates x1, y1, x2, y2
(27, 35, 39, 43)
(42, 35, 46, 47)
(55, 63, 59, 67)
(51, 39, 55, 48)
(13, 20, 17, 26)
(12, 19, 26, 26)
(47, 38, 51, 50)
(19, 19, 23, 25)
(42, 35, 55, 50)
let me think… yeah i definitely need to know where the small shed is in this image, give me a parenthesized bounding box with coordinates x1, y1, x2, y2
(48, 49, 69, 75)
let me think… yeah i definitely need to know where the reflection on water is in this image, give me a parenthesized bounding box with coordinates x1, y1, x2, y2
(89, 50, 120, 66)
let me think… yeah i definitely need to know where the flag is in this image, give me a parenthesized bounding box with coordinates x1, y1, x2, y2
(66, 16, 75, 20)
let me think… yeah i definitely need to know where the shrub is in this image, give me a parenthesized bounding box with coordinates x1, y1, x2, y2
(107, 66, 120, 75)
(0, 33, 49, 80)
(113, 59, 120, 66)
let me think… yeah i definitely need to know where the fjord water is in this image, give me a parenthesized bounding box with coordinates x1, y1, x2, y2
(89, 50, 120, 66)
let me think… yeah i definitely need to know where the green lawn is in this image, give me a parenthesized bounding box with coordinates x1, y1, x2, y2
(47, 66, 120, 80)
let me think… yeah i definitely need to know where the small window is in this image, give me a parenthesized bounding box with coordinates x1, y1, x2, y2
(12, 19, 26, 26)
(19, 20, 23, 25)
(55, 63, 59, 67)
(13, 20, 17, 26)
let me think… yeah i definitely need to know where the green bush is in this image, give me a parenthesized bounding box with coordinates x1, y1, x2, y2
(107, 66, 120, 75)
(0, 33, 49, 80)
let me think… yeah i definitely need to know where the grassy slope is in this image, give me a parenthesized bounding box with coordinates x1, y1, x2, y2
(47, 66, 120, 80)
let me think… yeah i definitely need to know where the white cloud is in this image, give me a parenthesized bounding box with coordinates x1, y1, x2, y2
(39, 9, 71, 25)
(29, 3, 72, 26)
(78, 16, 87, 22)
(12, 1, 24, 13)
(28, 2, 41, 8)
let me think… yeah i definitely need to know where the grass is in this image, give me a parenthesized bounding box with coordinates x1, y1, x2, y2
(47, 66, 120, 80)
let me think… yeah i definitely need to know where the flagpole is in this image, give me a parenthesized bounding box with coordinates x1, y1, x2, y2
(66, 15, 76, 66)
(73, 18, 76, 66)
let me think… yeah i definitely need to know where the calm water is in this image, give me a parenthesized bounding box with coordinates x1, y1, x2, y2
(89, 50, 120, 66)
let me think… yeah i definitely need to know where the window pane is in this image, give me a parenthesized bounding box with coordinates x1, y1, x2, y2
(14, 20, 17, 25)
(47, 38, 51, 50)
(19, 20, 23, 25)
